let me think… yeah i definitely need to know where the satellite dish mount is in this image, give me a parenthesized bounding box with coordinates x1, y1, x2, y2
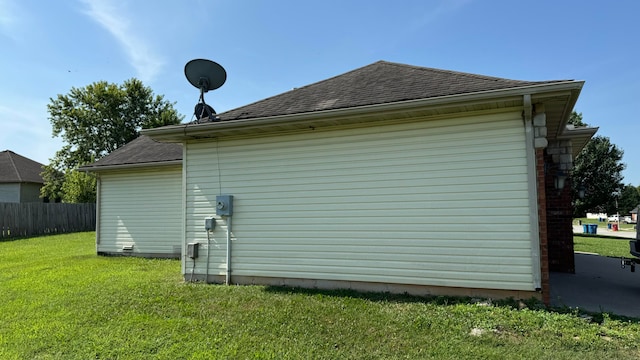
(184, 59, 227, 122)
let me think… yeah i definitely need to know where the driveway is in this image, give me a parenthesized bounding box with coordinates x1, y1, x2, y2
(550, 253, 640, 318)
(551, 225, 639, 318)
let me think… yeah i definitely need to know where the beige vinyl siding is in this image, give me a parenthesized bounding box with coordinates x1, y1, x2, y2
(98, 166, 182, 257)
(185, 111, 536, 291)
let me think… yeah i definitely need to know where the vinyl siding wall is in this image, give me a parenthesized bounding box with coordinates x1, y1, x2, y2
(0, 183, 20, 203)
(185, 111, 537, 291)
(20, 183, 43, 202)
(97, 165, 182, 257)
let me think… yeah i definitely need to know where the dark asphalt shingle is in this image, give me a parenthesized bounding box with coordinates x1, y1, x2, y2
(0, 150, 45, 184)
(218, 60, 568, 121)
(80, 135, 182, 170)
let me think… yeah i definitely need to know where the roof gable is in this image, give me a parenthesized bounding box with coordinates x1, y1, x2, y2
(219, 60, 569, 121)
(0, 150, 45, 184)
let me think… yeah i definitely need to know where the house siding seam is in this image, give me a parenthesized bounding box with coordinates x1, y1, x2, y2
(184, 111, 537, 292)
(97, 166, 182, 257)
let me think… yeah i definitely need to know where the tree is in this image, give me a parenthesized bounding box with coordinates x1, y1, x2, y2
(41, 78, 183, 202)
(619, 184, 640, 215)
(568, 111, 587, 127)
(569, 112, 625, 216)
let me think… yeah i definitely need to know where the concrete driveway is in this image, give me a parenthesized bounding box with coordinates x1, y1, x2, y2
(550, 253, 640, 318)
(550, 226, 640, 318)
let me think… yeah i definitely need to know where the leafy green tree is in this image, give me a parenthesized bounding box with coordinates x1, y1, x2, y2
(61, 170, 97, 203)
(41, 78, 183, 202)
(570, 111, 625, 216)
(618, 184, 640, 215)
(568, 111, 587, 127)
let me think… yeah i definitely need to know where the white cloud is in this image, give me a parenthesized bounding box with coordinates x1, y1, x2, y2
(80, 0, 164, 83)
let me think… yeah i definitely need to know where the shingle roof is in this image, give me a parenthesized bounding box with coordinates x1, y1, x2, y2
(219, 60, 569, 121)
(0, 150, 45, 184)
(80, 135, 182, 170)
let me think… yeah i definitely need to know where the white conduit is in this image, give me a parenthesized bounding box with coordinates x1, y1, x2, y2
(226, 216, 232, 285)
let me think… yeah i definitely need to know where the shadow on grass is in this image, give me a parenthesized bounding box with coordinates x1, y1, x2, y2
(263, 285, 640, 324)
(264, 285, 544, 309)
(550, 304, 640, 323)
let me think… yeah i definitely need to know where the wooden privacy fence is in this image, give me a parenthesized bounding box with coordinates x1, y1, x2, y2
(0, 202, 96, 239)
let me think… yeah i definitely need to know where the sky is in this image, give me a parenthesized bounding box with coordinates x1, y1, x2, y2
(1, 0, 639, 184)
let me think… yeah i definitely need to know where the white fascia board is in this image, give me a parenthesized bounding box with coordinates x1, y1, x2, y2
(78, 160, 182, 173)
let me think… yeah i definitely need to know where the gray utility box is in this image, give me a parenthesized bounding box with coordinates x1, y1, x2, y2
(205, 217, 216, 231)
(216, 195, 233, 216)
(187, 242, 199, 259)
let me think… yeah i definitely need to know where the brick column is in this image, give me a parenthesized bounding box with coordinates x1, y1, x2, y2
(544, 147, 575, 274)
(536, 148, 550, 305)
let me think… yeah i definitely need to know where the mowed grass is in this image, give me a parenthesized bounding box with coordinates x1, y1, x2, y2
(2, 233, 640, 359)
(574, 236, 634, 258)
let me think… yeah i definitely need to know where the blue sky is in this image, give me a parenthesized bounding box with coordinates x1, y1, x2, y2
(1, 0, 638, 185)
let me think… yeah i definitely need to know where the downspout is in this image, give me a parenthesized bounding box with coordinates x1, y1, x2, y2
(95, 175, 101, 250)
(523, 94, 542, 290)
(205, 229, 211, 281)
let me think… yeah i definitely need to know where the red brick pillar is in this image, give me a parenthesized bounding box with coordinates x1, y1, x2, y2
(536, 149, 550, 305)
(544, 151, 575, 274)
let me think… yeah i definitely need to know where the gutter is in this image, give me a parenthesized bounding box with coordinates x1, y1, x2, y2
(142, 81, 584, 140)
(78, 160, 182, 172)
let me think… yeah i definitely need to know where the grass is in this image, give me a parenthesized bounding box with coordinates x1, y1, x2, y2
(2, 233, 640, 359)
(574, 236, 633, 258)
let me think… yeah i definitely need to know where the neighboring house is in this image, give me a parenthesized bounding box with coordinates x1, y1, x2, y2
(631, 206, 639, 223)
(79, 135, 183, 258)
(0, 150, 45, 203)
(124, 60, 594, 303)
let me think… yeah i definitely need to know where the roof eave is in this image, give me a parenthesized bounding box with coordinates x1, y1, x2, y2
(142, 80, 584, 141)
(558, 126, 599, 158)
(78, 159, 182, 172)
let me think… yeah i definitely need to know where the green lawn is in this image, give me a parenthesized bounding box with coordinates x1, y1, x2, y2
(2, 233, 640, 359)
(574, 236, 633, 258)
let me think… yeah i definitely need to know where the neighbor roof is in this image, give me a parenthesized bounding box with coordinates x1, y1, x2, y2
(79, 135, 182, 171)
(0, 150, 45, 184)
(218, 60, 569, 121)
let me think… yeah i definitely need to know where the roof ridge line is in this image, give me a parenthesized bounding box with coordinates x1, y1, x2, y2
(7, 151, 22, 182)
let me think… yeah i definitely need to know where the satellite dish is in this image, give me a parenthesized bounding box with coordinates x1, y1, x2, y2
(185, 59, 227, 92)
(184, 59, 227, 121)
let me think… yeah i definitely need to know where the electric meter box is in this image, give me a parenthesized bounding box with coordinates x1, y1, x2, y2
(187, 242, 199, 259)
(216, 195, 233, 216)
